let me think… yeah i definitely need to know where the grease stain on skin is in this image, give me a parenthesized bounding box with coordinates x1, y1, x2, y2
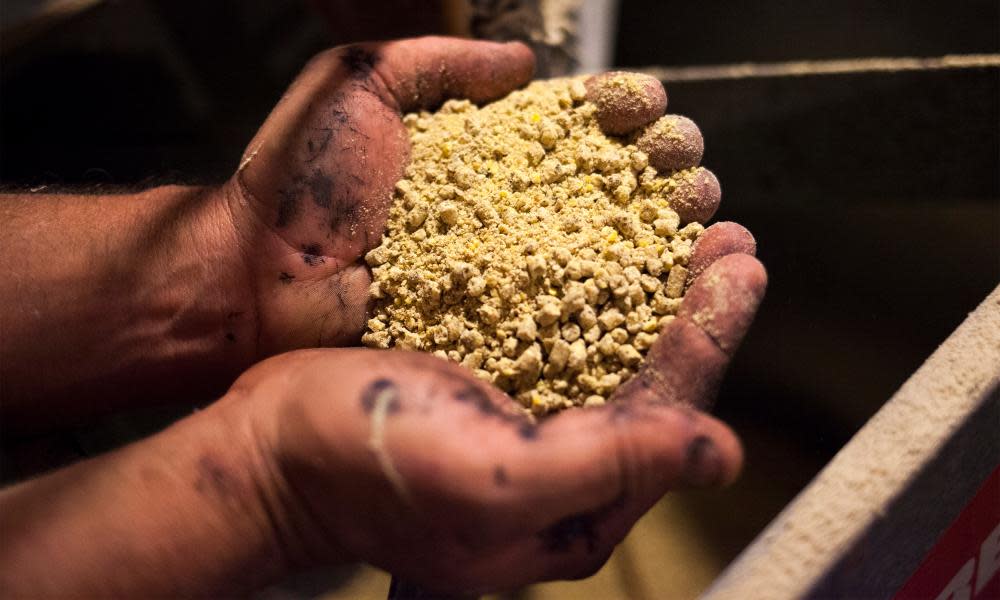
(276, 187, 302, 228)
(279, 272, 296, 284)
(305, 127, 334, 163)
(327, 187, 362, 235)
(330, 107, 350, 127)
(340, 47, 381, 78)
(518, 422, 538, 440)
(539, 513, 599, 554)
(301, 243, 325, 266)
(194, 455, 234, 498)
(361, 378, 401, 414)
(453, 384, 539, 440)
(307, 171, 334, 209)
(493, 465, 509, 486)
(454, 385, 498, 416)
(683, 435, 721, 487)
(538, 494, 625, 554)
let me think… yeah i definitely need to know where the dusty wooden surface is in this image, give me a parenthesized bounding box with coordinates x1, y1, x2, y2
(704, 285, 1000, 600)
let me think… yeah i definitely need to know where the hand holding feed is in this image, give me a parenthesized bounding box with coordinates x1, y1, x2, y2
(218, 41, 765, 593)
(226, 276, 757, 593)
(217, 38, 758, 367)
(0, 37, 767, 598)
(221, 37, 534, 355)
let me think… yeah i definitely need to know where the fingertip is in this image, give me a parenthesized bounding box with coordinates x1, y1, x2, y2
(637, 115, 704, 172)
(681, 412, 744, 488)
(586, 71, 667, 135)
(717, 427, 745, 487)
(679, 253, 767, 355)
(671, 167, 721, 224)
(503, 40, 537, 80)
(688, 222, 757, 282)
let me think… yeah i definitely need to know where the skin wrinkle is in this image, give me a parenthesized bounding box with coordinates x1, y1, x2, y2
(680, 255, 766, 358)
(367, 52, 410, 114)
(631, 361, 676, 404)
(213, 181, 267, 362)
(248, 414, 346, 571)
(331, 273, 350, 315)
(275, 190, 298, 228)
(405, 355, 540, 438)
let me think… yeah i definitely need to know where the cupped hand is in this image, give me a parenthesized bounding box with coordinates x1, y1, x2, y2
(232, 241, 764, 595)
(218, 38, 744, 361)
(214, 39, 766, 593)
(220, 37, 534, 356)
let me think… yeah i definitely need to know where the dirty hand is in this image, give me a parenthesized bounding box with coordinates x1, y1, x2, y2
(230, 242, 764, 594)
(217, 36, 750, 360)
(219, 37, 533, 355)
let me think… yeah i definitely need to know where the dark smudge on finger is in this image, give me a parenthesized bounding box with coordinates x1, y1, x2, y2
(360, 378, 401, 414)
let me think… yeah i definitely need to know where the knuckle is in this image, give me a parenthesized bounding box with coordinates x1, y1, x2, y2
(610, 414, 646, 498)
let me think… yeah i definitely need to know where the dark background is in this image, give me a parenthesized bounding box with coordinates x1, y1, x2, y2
(2, 0, 998, 584)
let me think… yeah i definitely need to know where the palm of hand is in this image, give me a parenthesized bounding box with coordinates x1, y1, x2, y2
(226, 40, 545, 357)
(227, 47, 408, 355)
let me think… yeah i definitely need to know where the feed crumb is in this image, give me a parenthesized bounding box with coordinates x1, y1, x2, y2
(363, 77, 707, 414)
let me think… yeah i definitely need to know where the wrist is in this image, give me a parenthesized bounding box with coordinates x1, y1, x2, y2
(131, 184, 262, 396)
(0, 185, 261, 430)
(188, 183, 261, 362)
(141, 397, 296, 593)
(0, 387, 291, 597)
(218, 358, 356, 571)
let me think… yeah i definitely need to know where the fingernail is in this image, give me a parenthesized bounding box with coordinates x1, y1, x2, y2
(682, 435, 722, 487)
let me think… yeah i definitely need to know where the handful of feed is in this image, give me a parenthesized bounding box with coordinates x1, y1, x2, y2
(362, 73, 718, 414)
